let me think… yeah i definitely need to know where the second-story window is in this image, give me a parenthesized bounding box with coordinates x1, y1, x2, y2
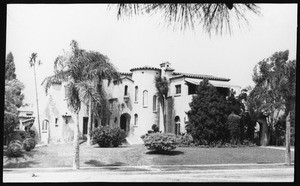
(175, 85, 181, 94)
(124, 85, 128, 96)
(153, 95, 157, 112)
(143, 90, 148, 107)
(135, 86, 138, 102)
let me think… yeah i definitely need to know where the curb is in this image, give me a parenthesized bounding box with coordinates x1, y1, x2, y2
(3, 162, 294, 172)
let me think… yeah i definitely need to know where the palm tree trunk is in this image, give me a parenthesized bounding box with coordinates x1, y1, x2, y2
(285, 111, 291, 165)
(73, 112, 80, 170)
(33, 64, 41, 143)
(87, 98, 92, 145)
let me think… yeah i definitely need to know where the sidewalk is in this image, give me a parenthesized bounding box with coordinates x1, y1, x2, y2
(3, 164, 294, 182)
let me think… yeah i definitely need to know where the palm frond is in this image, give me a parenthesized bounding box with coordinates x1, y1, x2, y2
(112, 3, 261, 35)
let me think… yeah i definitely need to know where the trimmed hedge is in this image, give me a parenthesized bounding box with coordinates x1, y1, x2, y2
(91, 126, 127, 147)
(142, 133, 178, 153)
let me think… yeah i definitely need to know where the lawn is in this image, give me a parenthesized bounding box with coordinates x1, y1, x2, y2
(3, 143, 294, 169)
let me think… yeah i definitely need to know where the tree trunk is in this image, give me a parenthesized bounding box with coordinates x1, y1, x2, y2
(162, 100, 167, 133)
(259, 118, 269, 146)
(73, 113, 80, 170)
(285, 111, 291, 165)
(33, 64, 41, 143)
(87, 98, 92, 145)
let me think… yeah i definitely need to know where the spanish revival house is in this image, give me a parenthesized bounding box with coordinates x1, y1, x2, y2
(37, 62, 240, 144)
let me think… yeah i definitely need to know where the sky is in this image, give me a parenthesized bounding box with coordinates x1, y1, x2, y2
(6, 4, 298, 108)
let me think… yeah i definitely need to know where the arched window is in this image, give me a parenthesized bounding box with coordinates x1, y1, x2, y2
(134, 114, 138, 126)
(135, 86, 138, 102)
(153, 95, 157, 112)
(42, 119, 49, 131)
(143, 90, 148, 107)
(124, 85, 128, 96)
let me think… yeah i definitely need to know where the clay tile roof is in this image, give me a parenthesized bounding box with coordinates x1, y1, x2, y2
(171, 72, 230, 81)
(119, 72, 133, 76)
(130, 66, 161, 72)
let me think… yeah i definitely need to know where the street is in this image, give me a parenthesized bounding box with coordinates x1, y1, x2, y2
(3, 164, 294, 182)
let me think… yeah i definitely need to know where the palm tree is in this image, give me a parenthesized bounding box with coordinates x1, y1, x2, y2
(111, 4, 261, 35)
(29, 53, 42, 143)
(154, 76, 169, 132)
(82, 51, 120, 145)
(44, 40, 101, 169)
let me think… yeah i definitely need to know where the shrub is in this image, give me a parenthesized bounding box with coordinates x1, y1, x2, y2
(7, 140, 23, 157)
(142, 133, 178, 153)
(111, 127, 127, 147)
(91, 126, 127, 147)
(177, 133, 194, 147)
(227, 112, 242, 144)
(23, 138, 36, 151)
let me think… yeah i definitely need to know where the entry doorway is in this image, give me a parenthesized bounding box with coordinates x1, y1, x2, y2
(120, 113, 131, 132)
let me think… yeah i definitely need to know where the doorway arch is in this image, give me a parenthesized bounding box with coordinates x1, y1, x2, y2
(120, 113, 131, 132)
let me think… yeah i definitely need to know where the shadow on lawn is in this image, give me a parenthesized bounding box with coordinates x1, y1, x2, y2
(84, 159, 128, 167)
(146, 150, 184, 156)
(4, 161, 40, 168)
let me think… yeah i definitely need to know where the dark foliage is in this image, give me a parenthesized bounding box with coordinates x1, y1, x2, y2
(7, 140, 23, 157)
(142, 133, 178, 153)
(187, 79, 229, 145)
(91, 126, 127, 147)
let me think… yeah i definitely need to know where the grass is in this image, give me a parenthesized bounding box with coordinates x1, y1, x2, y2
(3, 143, 294, 169)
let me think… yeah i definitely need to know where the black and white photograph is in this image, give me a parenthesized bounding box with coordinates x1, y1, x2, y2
(3, 3, 296, 182)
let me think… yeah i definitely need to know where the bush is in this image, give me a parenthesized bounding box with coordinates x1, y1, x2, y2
(111, 127, 127, 147)
(142, 133, 178, 153)
(7, 140, 23, 157)
(23, 138, 36, 151)
(228, 112, 242, 144)
(177, 133, 194, 147)
(91, 126, 127, 147)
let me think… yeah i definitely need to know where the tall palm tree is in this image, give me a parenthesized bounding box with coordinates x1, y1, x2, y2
(29, 53, 42, 143)
(82, 51, 120, 145)
(155, 76, 169, 132)
(111, 3, 261, 35)
(44, 40, 101, 169)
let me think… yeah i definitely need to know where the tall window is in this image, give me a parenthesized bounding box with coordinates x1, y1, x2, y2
(175, 85, 181, 94)
(135, 86, 138, 102)
(153, 95, 157, 112)
(55, 118, 58, 127)
(143, 90, 148, 107)
(134, 114, 138, 126)
(124, 85, 128, 96)
(42, 120, 49, 131)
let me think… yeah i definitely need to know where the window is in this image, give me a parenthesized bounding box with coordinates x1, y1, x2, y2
(153, 95, 157, 112)
(143, 90, 148, 107)
(42, 120, 49, 131)
(124, 85, 128, 96)
(135, 86, 138, 102)
(55, 118, 58, 127)
(175, 85, 181, 94)
(134, 114, 138, 126)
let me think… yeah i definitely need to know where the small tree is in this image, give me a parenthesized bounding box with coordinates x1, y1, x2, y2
(187, 79, 229, 145)
(4, 52, 25, 145)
